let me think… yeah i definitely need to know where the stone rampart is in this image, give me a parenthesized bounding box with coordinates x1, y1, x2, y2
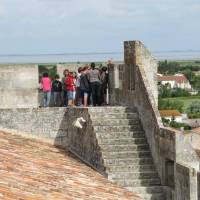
(108, 40, 200, 199)
(109, 41, 176, 189)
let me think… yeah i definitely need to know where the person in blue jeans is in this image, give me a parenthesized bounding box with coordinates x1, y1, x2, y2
(52, 74, 62, 107)
(87, 62, 101, 106)
(80, 66, 90, 107)
(40, 72, 52, 107)
(61, 69, 69, 107)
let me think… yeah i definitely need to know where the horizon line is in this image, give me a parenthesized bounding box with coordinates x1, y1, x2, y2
(0, 50, 200, 57)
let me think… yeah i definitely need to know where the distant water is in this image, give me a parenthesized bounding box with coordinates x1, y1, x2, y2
(0, 51, 200, 64)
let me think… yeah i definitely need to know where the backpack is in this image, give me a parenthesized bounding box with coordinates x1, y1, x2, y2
(52, 80, 62, 92)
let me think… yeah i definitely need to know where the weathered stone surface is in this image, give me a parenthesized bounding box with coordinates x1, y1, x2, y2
(0, 64, 38, 108)
(175, 163, 198, 200)
(89, 107, 165, 200)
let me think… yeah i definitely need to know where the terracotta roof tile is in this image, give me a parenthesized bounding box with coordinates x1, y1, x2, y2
(159, 110, 182, 117)
(192, 127, 200, 134)
(158, 74, 189, 84)
(0, 131, 141, 200)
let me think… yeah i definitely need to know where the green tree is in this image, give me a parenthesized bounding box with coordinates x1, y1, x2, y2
(159, 85, 172, 98)
(192, 75, 200, 90)
(181, 69, 195, 82)
(187, 101, 200, 118)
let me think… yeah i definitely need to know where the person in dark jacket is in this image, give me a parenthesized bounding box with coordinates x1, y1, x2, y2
(100, 66, 109, 105)
(80, 66, 90, 107)
(52, 74, 62, 107)
(87, 62, 101, 106)
(61, 69, 69, 107)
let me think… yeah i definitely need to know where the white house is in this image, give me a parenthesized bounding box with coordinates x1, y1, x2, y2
(159, 110, 183, 123)
(158, 73, 192, 90)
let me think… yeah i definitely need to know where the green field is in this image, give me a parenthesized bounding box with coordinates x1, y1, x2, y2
(161, 96, 200, 112)
(176, 60, 200, 67)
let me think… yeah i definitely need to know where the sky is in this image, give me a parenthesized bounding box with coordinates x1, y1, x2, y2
(0, 0, 200, 54)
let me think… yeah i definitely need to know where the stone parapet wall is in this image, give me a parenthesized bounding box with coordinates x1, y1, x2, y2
(109, 41, 176, 186)
(0, 108, 105, 174)
(109, 40, 200, 199)
(109, 41, 178, 198)
(176, 163, 198, 200)
(176, 132, 200, 170)
(0, 64, 39, 108)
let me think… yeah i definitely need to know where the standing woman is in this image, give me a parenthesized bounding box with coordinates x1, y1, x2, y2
(88, 62, 101, 106)
(40, 72, 52, 107)
(80, 67, 90, 107)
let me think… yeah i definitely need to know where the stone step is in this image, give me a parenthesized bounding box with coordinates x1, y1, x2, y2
(109, 171, 159, 180)
(140, 193, 165, 200)
(92, 119, 140, 126)
(90, 113, 138, 119)
(100, 144, 149, 152)
(102, 151, 151, 159)
(104, 158, 154, 166)
(96, 131, 145, 139)
(117, 178, 161, 187)
(88, 107, 137, 113)
(94, 125, 142, 132)
(126, 186, 163, 194)
(106, 164, 156, 172)
(98, 138, 147, 145)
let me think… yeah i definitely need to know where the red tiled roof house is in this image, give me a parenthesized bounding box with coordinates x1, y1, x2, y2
(159, 110, 183, 122)
(158, 73, 192, 90)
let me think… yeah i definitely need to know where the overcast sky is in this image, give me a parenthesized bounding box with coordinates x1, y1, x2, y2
(0, 0, 200, 54)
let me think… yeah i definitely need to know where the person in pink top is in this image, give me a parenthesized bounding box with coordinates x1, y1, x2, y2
(40, 72, 52, 107)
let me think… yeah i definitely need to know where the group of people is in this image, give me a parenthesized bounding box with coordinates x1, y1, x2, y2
(40, 62, 109, 107)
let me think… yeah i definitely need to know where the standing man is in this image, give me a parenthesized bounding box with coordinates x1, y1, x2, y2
(61, 69, 69, 107)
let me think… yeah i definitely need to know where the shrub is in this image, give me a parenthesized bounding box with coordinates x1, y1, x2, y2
(187, 101, 200, 118)
(158, 99, 184, 113)
(169, 120, 191, 130)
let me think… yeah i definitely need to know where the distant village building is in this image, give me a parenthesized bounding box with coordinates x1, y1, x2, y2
(159, 110, 183, 123)
(157, 73, 192, 90)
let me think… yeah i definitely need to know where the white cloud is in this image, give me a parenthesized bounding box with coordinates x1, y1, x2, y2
(0, 0, 200, 53)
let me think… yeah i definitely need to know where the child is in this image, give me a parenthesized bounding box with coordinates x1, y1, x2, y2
(52, 74, 62, 107)
(40, 72, 52, 107)
(65, 72, 76, 106)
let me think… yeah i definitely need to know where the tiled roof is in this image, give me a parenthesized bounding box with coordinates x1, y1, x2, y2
(195, 149, 200, 159)
(192, 127, 200, 134)
(159, 110, 182, 117)
(0, 131, 141, 200)
(157, 74, 189, 84)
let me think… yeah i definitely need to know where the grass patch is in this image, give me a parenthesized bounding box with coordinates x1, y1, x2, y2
(161, 96, 200, 113)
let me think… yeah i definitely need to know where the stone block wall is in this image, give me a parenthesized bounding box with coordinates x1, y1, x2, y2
(176, 163, 198, 200)
(57, 63, 82, 79)
(0, 64, 39, 108)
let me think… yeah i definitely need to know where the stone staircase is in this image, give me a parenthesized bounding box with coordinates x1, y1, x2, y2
(89, 107, 165, 200)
